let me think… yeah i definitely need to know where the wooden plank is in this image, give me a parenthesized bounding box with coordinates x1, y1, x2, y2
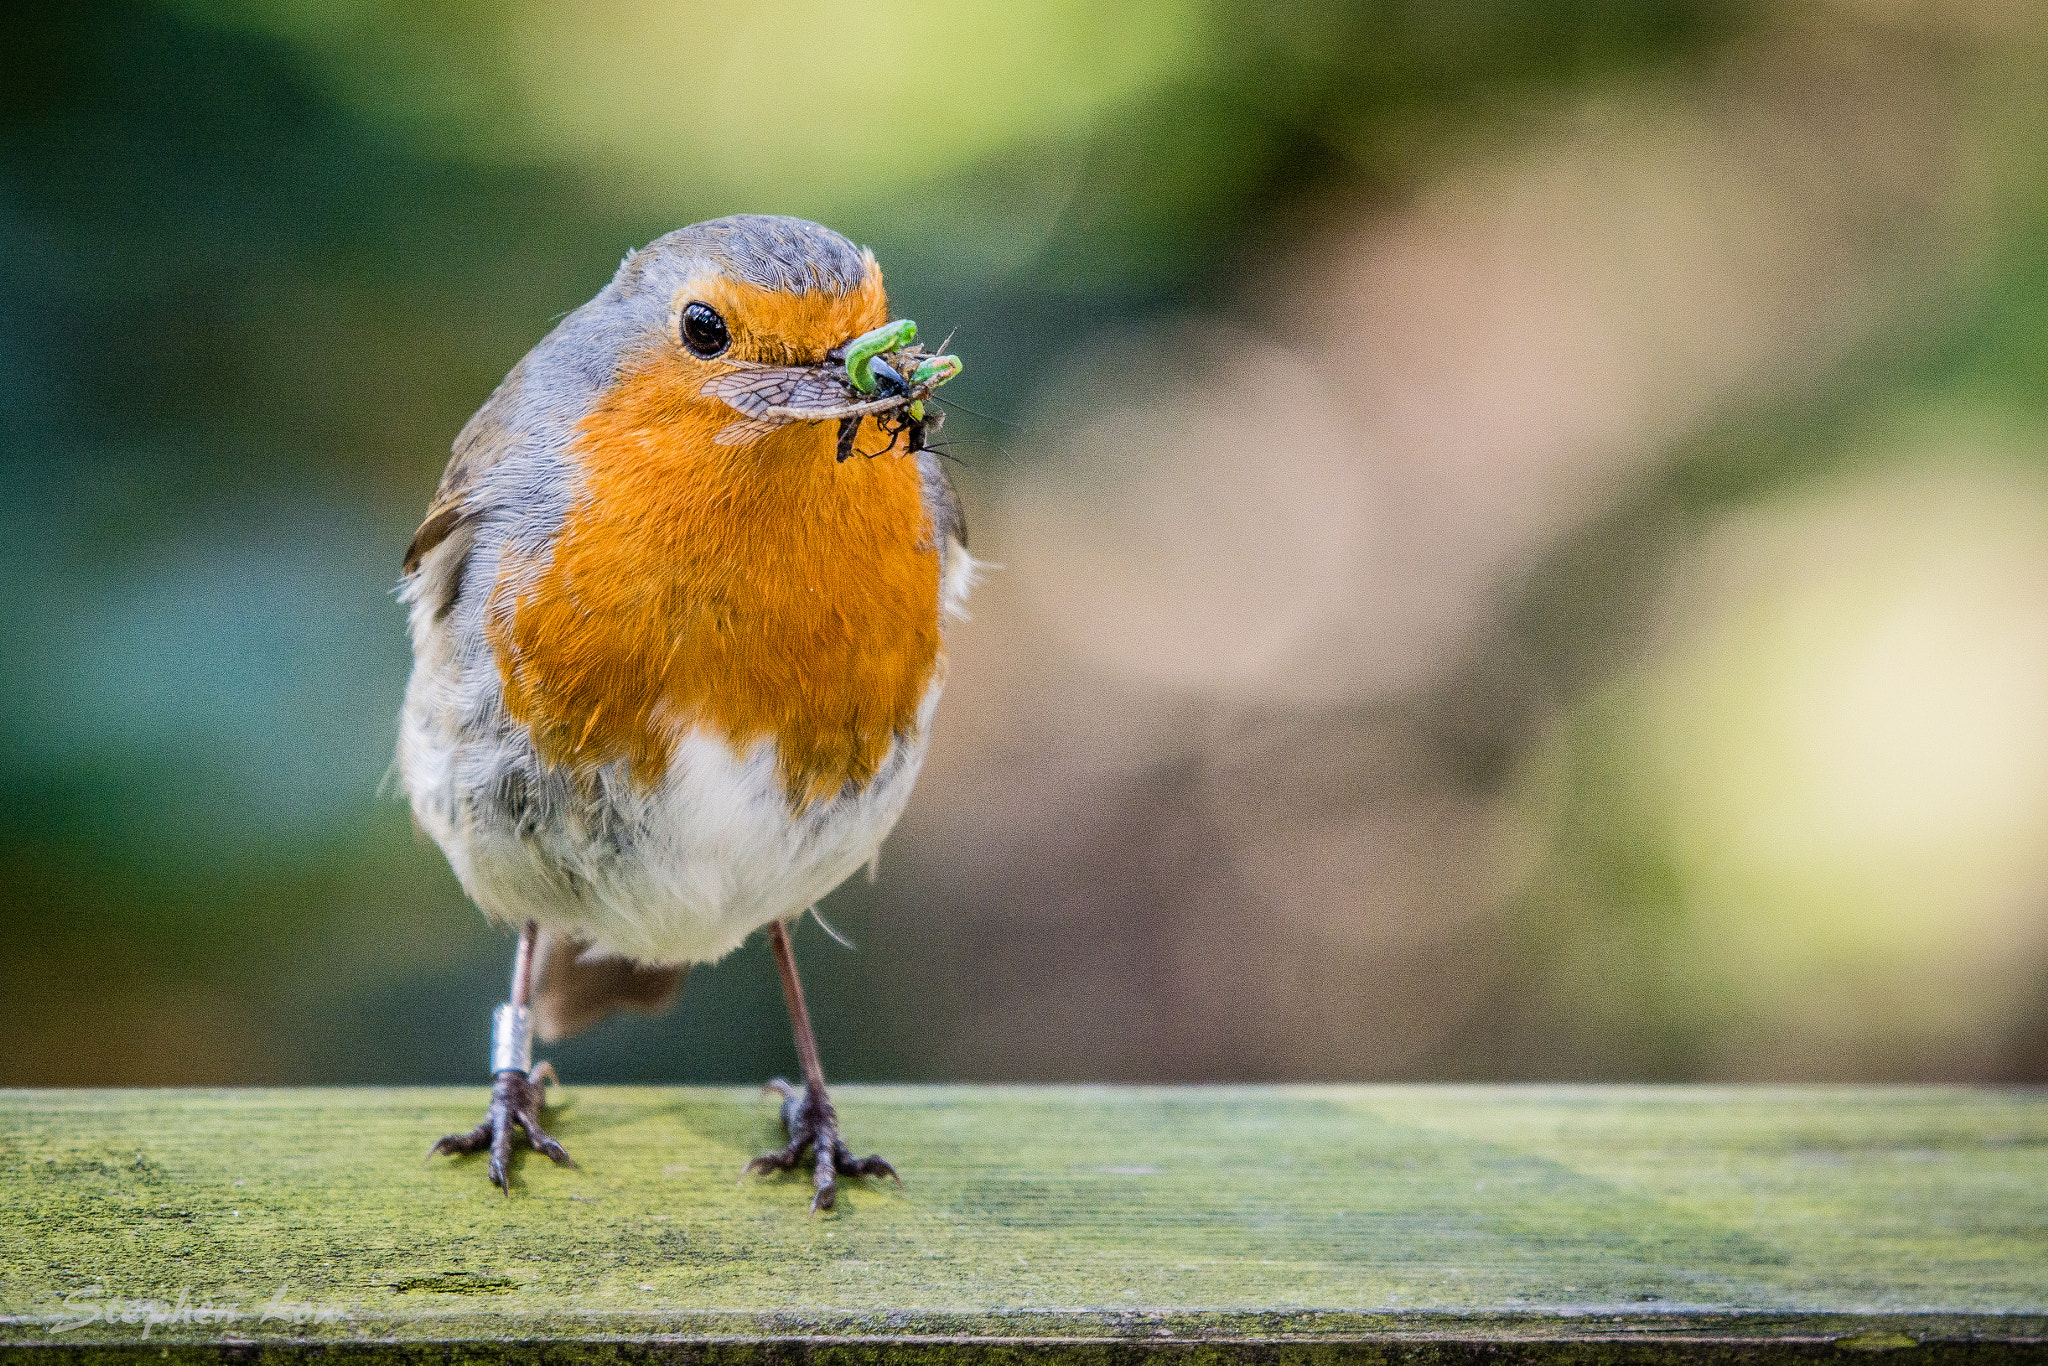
(3, 1086, 2045, 1361)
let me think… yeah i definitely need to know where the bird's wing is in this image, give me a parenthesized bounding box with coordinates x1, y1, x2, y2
(918, 445, 966, 551)
(402, 353, 531, 577)
(917, 442, 975, 619)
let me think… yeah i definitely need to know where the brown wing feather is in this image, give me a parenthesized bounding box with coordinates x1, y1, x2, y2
(401, 354, 530, 575)
(918, 446, 967, 550)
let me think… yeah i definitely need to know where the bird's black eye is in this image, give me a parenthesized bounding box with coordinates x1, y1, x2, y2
(679, 301, 729, 358)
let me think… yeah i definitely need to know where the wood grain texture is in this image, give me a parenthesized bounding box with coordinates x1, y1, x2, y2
(3, 1086, 2045, 1361)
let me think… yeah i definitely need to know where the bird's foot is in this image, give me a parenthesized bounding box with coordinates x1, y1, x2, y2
(429, 1062, 574, 1193)
(741, 1077, 898, 1213)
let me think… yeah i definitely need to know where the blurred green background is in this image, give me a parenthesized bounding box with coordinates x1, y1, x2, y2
(4, 0, 2046, 1087)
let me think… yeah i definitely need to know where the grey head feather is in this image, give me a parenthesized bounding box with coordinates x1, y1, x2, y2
(615, 215, 871, 300)
(515, 216, 873, 436)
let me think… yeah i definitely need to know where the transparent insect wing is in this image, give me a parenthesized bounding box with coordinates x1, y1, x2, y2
(698, 366, 810, 419)
(783, 368, 858, 413)
(700, 357, 935, 443)
(713, 416, 786, 446)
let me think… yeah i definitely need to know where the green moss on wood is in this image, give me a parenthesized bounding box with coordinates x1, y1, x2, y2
(3, 1086, 2045, 1358)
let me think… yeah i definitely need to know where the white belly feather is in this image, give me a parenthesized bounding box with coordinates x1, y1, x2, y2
(396, 526, 971, 968)
(405, 688, 938, 967)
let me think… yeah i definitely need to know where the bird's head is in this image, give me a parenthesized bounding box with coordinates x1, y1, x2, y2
(647, 214, 889, 368)
(535, 215, 959, 460)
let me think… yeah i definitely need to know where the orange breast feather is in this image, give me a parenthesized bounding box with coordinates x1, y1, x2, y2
(488, 347, 942, 808)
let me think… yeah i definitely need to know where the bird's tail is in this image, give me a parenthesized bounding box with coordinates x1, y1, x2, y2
(530, 928, 686, 1043)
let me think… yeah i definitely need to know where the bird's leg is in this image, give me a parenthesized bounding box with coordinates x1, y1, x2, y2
(743, 918, 897, 1212)
(430, 920, 575, 1192)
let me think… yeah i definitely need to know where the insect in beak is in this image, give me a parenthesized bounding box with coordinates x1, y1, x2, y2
(843, 320, 918, 395)
(827, 319, 965, 460)
(867, 358, 909, 399)
(701, 318, 961, 458)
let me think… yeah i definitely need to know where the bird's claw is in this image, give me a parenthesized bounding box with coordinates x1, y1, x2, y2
(430, 1064, 574, 1193)
(741, 1077, 898, 1213)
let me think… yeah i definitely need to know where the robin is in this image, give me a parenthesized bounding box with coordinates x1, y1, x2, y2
(396, 214, 972, 1211)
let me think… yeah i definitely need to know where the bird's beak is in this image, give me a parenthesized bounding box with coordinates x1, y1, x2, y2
(835, 320, 963, 400)
(701, 319, 963, 442)
(841, 320, 918, 394)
